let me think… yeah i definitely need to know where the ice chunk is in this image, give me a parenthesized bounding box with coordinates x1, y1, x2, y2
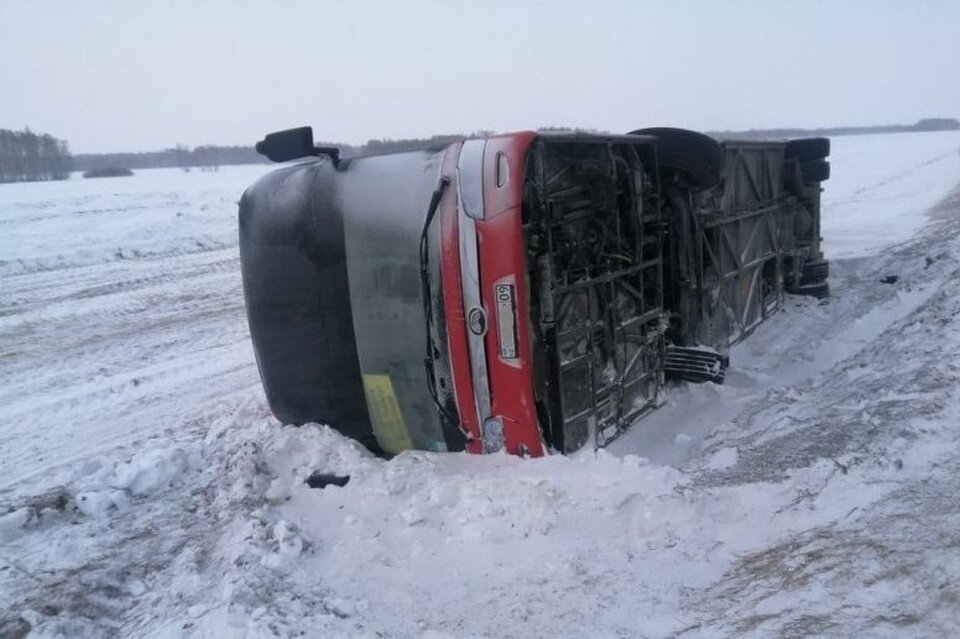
(706, 446, 739, 470)
(0, 507, 34, 539)
(110, 448, 188, 496)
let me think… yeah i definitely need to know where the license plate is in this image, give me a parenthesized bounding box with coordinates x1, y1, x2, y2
(495, 284, 517, 359)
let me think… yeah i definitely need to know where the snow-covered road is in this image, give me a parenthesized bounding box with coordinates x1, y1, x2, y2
(2, 132, 960, 638)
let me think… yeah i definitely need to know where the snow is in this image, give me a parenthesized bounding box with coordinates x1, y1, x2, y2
(2, 132, 960, 637)
(75, 446, 191, 512)
(821, 129, 960, 258)
(705, 446, 738, 470)
(0, 166, 273, 497)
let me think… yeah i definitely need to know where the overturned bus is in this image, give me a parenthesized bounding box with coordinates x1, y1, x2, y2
(239, 127, 830, 457)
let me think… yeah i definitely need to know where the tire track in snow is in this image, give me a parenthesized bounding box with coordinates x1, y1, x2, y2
(0, 169, 267, 499)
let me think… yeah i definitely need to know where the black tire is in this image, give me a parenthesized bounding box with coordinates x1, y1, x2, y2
(785, 137, 830, 161)
(800, 259, 830, 284)
(801, 159, 830, 184)
(788, 280, 830, 299)
(630, 127, 723, 190)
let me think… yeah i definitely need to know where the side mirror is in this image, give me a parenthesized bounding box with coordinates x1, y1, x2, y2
(255, 126, 340, 165)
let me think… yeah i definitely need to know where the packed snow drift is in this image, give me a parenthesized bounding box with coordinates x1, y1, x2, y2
(1, 130, 960, 637)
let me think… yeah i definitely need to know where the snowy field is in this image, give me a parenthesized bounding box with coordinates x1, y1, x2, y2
(1, 130, 960, 638)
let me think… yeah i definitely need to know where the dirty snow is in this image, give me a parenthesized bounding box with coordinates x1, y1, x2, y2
(2, 132, 960, 637)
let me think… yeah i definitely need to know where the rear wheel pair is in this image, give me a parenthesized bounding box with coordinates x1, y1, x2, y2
(800, 159, 830, 184)
(789, 280, 830, 299)
(786, 137, 831, 185)
(788, 258, 830, 299)
(800, 258, 829, 284)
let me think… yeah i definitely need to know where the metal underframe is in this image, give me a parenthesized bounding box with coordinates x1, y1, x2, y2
(531, 140, 667, 451)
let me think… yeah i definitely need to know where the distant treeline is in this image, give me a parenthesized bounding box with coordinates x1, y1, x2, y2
(345, 134, 472, 157)
(73, 144, 264, 172)
(72, 135, 488, 171)
(336, 131, 508, 157)
(709, 118, 960, 141)
(67, 117, 960, 173)
(0, 128, 72, 183)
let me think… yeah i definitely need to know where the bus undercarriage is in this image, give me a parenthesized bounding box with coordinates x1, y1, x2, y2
(240, 127, 830, 456)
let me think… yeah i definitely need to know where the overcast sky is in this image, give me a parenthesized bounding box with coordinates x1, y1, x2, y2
(2, 0, 958, 153)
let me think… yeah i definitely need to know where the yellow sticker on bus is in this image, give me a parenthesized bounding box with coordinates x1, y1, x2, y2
(361, 374, 413, 453)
